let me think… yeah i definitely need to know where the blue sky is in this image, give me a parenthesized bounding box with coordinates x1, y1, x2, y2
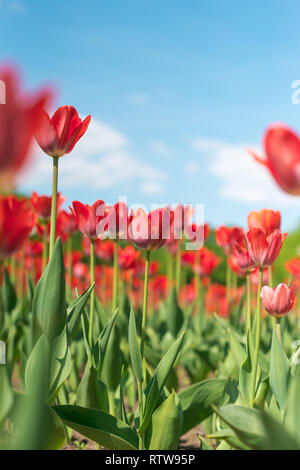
(2, 0, 300, 231)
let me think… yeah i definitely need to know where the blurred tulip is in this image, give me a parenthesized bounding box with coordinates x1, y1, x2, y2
(172, 204, 193, 239)
(248, 209, 281, 236)
(261, 283, 296, 318)
(128, 207, 174, 252)
(0, 195, 37, 259)
(0, 66, 52, 191)
(72, 200, 108, 239)
(246, 228, 287, 268)
(193, 247, 220, 277)
(56, 209, 78, 236)
(118, 245, 140, 270)
(35, 105, 91, 158)
(185, 223, 210, 245)
(30, 191, 65, 221)
(106, 202, 128, 239)
(285, 256, 300, 280)
(95, 240, 115, 262)
(249, 124, 300, 195)
(215, 225, 243, 256)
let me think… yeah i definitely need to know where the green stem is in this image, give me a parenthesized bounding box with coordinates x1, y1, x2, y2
(67, 237, 72, 292)
(49, 156, 59, 258)
(88, 239, 95, 348)
(175, 241, 182, 293)
(268, 265, 273, 288)
(275, 317, 281, 344)
(141, 250, 150, 383)
(137, 381, 144, 450)
(112, 240, 119, 312)
(42, 224, 48, 271)
(226, 261, 232, 303)
(250, 267, 263, 406)
(246, 273, 251, 334)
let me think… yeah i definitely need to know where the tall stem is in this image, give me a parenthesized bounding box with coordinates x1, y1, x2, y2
(250, 267, 263, 406)
(141, 250, 150, 383)
(49, 156, 59, 258)
(66, 237, 72, 292)
(275, 317, 282, 344)
(246, 273, 251, 334)
(42, 224, 48, 271)
(88, 239, 95, 348)
(112, 239, 119, 312)
(226, 260, 232, 303)
(175, 241, 182, 293)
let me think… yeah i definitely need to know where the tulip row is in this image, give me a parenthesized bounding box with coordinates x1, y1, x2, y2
(1, 66, 300, 451)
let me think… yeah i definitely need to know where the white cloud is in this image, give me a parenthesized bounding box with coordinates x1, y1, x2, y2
(0, 0, 26, 13)
(126, 92, 148, 106)
(139, 181, 164, 195)
(185, 160, 200, 176)
(151, 139, 173, 156)
(20, 118, 166, 197)
(191, 136, 300, 207)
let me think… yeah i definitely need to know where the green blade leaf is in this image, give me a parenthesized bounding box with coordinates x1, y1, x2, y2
(53, 405, 139, 450)
(147, 392, 182, 450)
(32, 238, 66, 340)
(128, 306, 143, 383)
(269, 329, 290, 411)
(67, 283, 95, 340)
(139, 332, 185, 434)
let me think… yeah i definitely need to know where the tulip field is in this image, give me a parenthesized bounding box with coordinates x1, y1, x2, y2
(1, 65, 300, 453)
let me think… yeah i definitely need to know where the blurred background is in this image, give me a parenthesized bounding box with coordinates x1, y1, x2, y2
(1, 0, 300, 265)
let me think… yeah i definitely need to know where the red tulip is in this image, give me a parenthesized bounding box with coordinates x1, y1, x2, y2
(249, 124, 300, 195)
(232, 234, 256, 273)
(94, 240, 115, 262)
(193, 247, 221, 277)
(71, 200, 108, 239)
(248, 209, 281, 236)
(185, 223, 210, 245)
(0, 66, 52, 190)
(35, 105, 91, 157)
(30, 191, 65, 221)
(246, 228, 287, 268)
(215, 226, 243, 256)
(172, 204, 193, 239)
(0, 195, 37, 259)
(118, 245, 140, 270)
(57, 209, 78, 237)
(261, 283, 296, 318)
(285, 257, 300, 280)
(128, 207, 174, 252)
(106, 202, 128, 239)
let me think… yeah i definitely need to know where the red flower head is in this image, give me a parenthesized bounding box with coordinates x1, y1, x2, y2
(172, 204, 194, 239)
(31, 191, 65, 221)
(0, 195, 37, 259)
(185, 223, 210, 247)
(106, 202, 128, 239)
(128, 207, 174, 252)
(181, 251, 196, 267)
(261, 283, 296, 318)
(0, 66, 52, 190)
(249, 124, 300, 195)
(71, 200, 108, 239)
(285, 256, 300, 280)
(215, 225, 244, 256)
(248, 209, 281, 236)
(205, 284, 229, 318)
(118, 245, 140, 270)
(57, 209, 78, 236)
(35, 105, 91, 157)
(232, 233, 256, 274)
(193, 247, 221, 277)
(246, 228, 287, 268)
(94, 240, 115, 262)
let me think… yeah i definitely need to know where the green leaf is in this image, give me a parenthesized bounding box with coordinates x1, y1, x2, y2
(67, 284, 95, 340)
(98, 310, 118, 371)
(269, 329, 290, 411)
(284, 364, 300, 442)
(2, 268, 16, 313)
(128, 306, 143, 383)
(32, 239, 66, 340)
(179, 378, 229, 434)
(101, 323, 122, 391)
(147, 392, 182, 450)
(228, 328, 246, 371)
(198, 435, 214, 450)
(53, 405, 139, 450)
(166, 289, 184, 338)
(0, 364, 14, 424)
(77, 364, 109, 412)
(139, 332, 185, 434)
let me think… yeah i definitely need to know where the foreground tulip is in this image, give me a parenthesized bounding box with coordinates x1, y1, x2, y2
(0, 195, 37, 260)
(246, 228, 286, 268)
(261, 283, 296, 319)
(72, 200, 108, 347)
(35, 106, 91, 258)
(0, 66, 52, 191)
(261, 283, 296, 344)
(248, 209, 281, 236)
(249, 124, 300, 195)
